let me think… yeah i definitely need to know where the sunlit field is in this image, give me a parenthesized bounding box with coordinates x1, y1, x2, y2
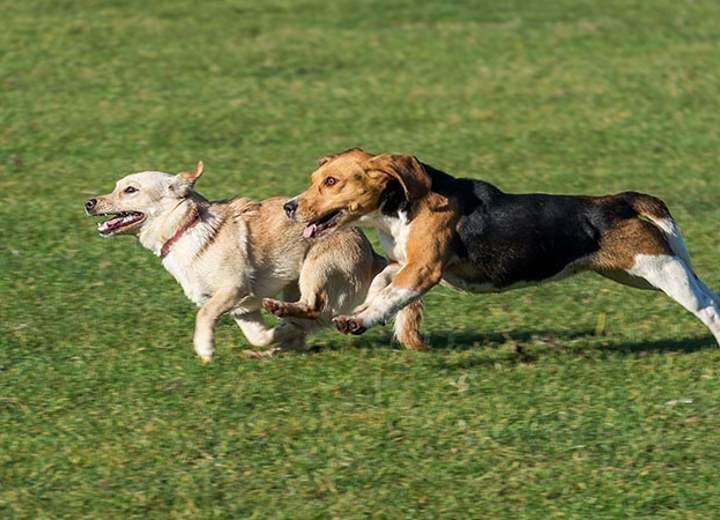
(2, 1, 720, 517)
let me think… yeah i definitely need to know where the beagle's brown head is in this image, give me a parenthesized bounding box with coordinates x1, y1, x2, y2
(287, 148, 431, 238)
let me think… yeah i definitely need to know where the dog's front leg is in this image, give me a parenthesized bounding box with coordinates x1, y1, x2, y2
(334, 261, 442, 335)
(261, 298, 322, 320)
(194, 287, 243, 362)
(352, 261, 402, 316)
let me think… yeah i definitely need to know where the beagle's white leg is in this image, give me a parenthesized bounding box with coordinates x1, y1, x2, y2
(629, 254, 720, 345)
(366, 262, 402, 301)
(362, 284, 421, 327)
(335, 282, 421, 334)
(335, 259, 441, 335)
(352, 262, 402, 315)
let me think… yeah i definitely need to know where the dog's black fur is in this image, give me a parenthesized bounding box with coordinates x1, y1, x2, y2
(382, 162, 651, 289)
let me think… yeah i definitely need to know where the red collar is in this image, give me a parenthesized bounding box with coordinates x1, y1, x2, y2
(160, 208, 200, 258)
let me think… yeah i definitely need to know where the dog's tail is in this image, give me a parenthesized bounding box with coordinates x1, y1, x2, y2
(624, 192, 692, 268)
(394, 300, 427, 351)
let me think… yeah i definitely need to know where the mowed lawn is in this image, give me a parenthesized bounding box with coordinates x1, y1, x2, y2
(3, 0, 720, 517)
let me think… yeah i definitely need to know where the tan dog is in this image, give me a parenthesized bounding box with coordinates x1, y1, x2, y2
(286, 148, 720, 346)
(84, 161, 423, 361)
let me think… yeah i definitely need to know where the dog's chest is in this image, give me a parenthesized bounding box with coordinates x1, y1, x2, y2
(365, 211, 411, 263)
(163, 254, 214, 306)
(161, 227, 220, 306)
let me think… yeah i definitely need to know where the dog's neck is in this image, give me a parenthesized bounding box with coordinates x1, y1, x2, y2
(359, 206, 409, 235)
(160, 208, 200, 258)
(359, 191, 412, 234)
(138, 194, 209, 257)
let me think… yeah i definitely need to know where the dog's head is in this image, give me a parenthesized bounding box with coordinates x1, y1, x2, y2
(285, 148, 431, 238)
(84, 162, 204, 237)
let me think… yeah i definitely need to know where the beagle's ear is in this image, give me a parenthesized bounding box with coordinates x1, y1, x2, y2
(368, 154, 431, 202)
(171, 161, 204, 197)
(317, 154, 335, 167)
(317, 147, 367, 166)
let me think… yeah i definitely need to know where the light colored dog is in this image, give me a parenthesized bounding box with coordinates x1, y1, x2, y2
(84, 162, 423, 361)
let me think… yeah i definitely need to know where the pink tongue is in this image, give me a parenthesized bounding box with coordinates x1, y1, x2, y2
(99, 216, 124, 232)
(99, 215, 136, 233)
(303, 224, 317, 238)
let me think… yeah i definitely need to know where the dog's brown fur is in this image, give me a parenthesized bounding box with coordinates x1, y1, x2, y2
(85, 162, 423, 360)
(287, 149, 720, 346)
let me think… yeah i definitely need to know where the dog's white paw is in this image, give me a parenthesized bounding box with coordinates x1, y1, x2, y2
(242, 348, 281, 359)
(194, 343, 214, 363)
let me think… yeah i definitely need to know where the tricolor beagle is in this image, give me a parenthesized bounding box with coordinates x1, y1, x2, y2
(285, 148, 720, 347)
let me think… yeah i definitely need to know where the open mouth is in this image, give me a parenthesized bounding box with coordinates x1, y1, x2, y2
(96, 212, 145, 236)
(303, 209, 342, 238)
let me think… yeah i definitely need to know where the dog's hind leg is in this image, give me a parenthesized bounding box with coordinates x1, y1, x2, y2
(241, 318, 324, 358)
(595, 213, 720, 345)
(232, 310, 279, 347)
(235, 291, 318, 357)
(394, 300, 427, 351)
(233, 309, 312, 350)
(627, 254, 720, 345)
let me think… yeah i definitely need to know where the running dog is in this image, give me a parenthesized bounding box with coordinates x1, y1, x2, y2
(285, 148, 720, 345)
(84, 161, 423, 361)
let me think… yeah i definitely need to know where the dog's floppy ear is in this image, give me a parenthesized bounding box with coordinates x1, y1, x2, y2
(367, 154, 431, 202)
(171, 161, 204, 197)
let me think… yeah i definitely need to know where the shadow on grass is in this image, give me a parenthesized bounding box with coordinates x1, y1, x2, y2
(299, 329, 715, 365)
(425, 329, 716, 369)
(600, 335, 715, 355)
(424, 329, 594, 351)
(426, 328, 716, 353)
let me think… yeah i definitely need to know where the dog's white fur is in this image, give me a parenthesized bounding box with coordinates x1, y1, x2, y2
(86, 162, 422, 361)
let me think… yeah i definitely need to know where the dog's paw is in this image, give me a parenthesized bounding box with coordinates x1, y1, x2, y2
(242, 348, 281, 360)
(262, 298, 289, 317)
(333, 315, 367, 335)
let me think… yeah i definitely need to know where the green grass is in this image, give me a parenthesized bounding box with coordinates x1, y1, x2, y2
(3, 0, 720, 517)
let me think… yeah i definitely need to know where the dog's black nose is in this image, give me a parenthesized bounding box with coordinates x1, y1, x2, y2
(283, 199, 298, 219)
(84, 198, 97, 211)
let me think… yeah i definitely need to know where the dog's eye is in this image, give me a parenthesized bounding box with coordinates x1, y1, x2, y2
(124, 186, 138, 194)
(323, 177, 337, 187)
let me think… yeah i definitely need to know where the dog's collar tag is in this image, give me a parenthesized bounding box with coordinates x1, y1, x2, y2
(160, 208, 200, 258)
